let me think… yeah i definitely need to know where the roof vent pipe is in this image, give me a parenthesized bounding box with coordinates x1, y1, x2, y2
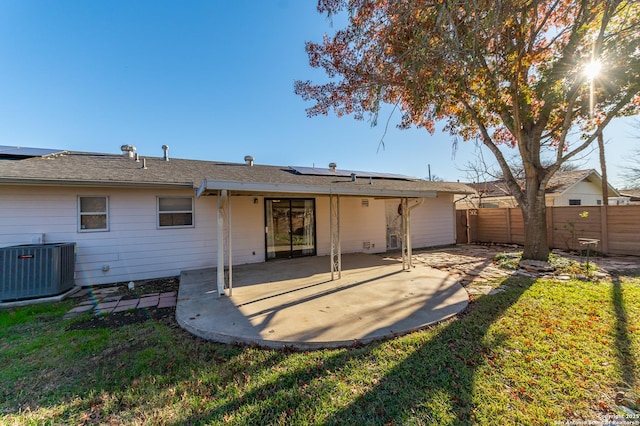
(244, 155, 254, 166)
(134, 152, 140, 162)
(351, 173, 356, 182)
(329, 162, 337, 172)
(120, 144, 136, 158)
(141, 158, 147, 169)
(162, 145, 169, 161)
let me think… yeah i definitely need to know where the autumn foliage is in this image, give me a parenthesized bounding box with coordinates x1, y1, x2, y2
(296, 0, 640, 259)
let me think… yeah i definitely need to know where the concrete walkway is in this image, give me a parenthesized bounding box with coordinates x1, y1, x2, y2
(176, 253, 468, 350)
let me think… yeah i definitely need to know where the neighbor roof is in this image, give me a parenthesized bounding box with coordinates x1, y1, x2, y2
(619, 188, 640, 200)
(0, 149, 473, 198)
(467, 169, 619, 198)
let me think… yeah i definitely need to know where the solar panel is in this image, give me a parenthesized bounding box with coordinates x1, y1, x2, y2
(291, 166, 415, 181)
(0, 146, 66, 158)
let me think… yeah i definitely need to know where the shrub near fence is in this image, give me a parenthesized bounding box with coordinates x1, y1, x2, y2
(456, 205, 640, 256)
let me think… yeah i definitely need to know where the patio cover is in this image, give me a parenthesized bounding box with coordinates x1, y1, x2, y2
(197, 178, 474, 297)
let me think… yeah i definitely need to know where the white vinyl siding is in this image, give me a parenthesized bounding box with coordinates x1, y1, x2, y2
(225, 195, 266, 264)
(157, 197, 194, 228)
(314, 197, 387, 256)
(78, 196, 109, 232)
(336, 197, 386, 254)
(1, 186, 460, 287)
(315, 196, 454, 255)
(0, 186, 216, 286)
(410, 194, 456, 248)
(553, 181, 604, 206)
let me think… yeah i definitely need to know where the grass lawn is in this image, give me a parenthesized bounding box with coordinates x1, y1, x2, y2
(1, 274, 639, 425)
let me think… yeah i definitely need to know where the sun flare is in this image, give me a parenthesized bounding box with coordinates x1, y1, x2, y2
(584, 60, 602, 81)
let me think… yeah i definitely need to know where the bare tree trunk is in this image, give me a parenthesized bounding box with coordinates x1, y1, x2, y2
(598, 131, 609, 206)
(521, 187, 550, 260)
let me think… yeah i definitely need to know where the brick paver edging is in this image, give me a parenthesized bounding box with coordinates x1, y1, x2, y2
(65, 290, 177, 318)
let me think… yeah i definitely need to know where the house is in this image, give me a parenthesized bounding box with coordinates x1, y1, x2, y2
(456, 169, 620, 209)
(0, 145, 473, 289)
(614, 188, 640, 205)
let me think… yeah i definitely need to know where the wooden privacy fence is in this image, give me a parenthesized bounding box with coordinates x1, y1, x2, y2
(456, 205, 640, 256)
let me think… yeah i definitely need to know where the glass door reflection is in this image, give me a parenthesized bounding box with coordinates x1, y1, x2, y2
(265, 199, 316, 260)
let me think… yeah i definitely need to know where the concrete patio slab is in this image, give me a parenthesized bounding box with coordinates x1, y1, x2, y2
(176, 253, 469, 350)
(0, 286, 82, 308)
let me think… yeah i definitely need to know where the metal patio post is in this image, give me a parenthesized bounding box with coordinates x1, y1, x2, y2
(330, 194, 341, 280)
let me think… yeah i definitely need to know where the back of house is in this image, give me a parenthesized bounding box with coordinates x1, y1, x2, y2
(0, 145, 473, 289)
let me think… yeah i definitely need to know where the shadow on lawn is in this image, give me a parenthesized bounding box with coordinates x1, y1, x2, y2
(170, 277, 532, 425)
(612, 280, 636, 391)
(323, 278, 531, 425)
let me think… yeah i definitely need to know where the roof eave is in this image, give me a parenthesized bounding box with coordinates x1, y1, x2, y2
(197, 179, 443, 198)
(554, 170, 620, 197)
(0, 177, 195, 189)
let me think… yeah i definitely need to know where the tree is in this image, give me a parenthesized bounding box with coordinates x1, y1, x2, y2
(598, 132, 609, 205)
(295, 0, 640, 260)
(622, 148, 640, 188)
(621, 120, 640, 188)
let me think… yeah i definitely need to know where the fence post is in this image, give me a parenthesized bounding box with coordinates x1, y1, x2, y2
(506, 208, 512, 244)
(600, 205, 609, 254)
(546, 207, 554, 249)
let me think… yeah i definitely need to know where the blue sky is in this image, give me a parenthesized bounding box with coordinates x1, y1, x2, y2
(1, 1, 637, 186)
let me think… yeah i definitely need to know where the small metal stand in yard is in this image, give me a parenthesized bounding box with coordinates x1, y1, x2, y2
(578, 238, 600, 274)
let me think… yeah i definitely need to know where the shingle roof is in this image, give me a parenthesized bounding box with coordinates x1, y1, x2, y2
(466, 169, 618, 198)
(620, 188, 640, 200)
(544, 169, 599, 193)
(0, 150, 473, 197)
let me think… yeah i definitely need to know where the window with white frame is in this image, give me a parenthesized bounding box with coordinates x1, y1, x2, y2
(158, 197, 194, 228)
(78, 196, 109, 231)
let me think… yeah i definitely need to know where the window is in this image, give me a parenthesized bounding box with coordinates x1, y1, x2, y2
(597, 199, 602, 205)
(158, 197, 194, 228)
(569, 199, 582, 206)
(78, 196, 109, 231)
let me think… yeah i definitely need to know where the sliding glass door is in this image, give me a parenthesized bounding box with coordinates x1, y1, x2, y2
(265, 199, 316, 260)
